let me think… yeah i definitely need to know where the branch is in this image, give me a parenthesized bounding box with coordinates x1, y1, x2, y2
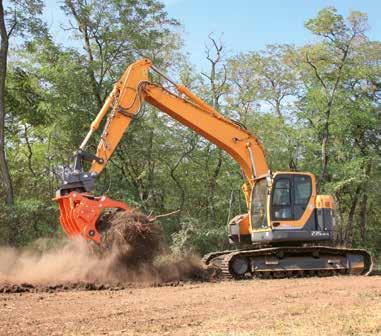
(216, 63, 227, 93)
(7, 18, 17, 38)
(305, 52, 329, 97)
(23, 124, 36, 177)
(148, 209, 180, 222)
(329, 36, 354, 104)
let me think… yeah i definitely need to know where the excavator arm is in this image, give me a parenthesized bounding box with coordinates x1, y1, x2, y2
(56, 58, 268, 242)
(86, 59, 267, 185)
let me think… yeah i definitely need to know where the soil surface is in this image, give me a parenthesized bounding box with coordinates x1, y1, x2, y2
(1, 276, 380, 336)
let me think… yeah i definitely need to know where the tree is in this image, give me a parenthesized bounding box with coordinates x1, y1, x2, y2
(0, 0, 46, 205)
(228, 45, 297, 119)
(0, 0, 183, 246)
(62, 0, 181, 108)
(303, 7, 369, 189)
(226, 46, 299, 170)
(57, 0, 183, 209)
(292, 8, 380, 247)
(200, 34, 229, 220)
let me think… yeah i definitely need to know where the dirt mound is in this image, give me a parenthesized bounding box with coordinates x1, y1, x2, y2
(98, 211, 166, 269)
(96, 210, 209, 283)
(0, 210, 213, 292)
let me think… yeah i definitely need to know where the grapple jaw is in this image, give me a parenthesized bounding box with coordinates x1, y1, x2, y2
(55, 192, 131, 243)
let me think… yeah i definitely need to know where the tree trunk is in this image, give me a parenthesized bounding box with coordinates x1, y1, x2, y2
(275, 99, 282, 118)
(358, 193, 368, 243)
(334, 193, 345, 245)
(65, 0, 103, 109)
(0, 0, 14, 205)
(358, 162, 371, 243)
(345, 184, 361, 245)
(317, 109, 330, 192)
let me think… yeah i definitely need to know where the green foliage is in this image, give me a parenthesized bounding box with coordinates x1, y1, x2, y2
(305, 7, 346, 37)
(0, 199, 59, 246)
(3, 0, 47, 40)
(170, 216, 228, 256)
(0, 5, 380, 259)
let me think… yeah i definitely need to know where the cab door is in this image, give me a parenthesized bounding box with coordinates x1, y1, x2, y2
(270, 173, 314, 228)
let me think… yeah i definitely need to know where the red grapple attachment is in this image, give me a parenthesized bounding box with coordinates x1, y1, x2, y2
(54, 192, 131, 243)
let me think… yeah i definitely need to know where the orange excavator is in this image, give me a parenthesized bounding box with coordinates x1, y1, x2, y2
(55, 59, 372, 278)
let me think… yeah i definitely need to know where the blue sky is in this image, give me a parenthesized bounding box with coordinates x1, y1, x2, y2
(44, 0, 381, 69)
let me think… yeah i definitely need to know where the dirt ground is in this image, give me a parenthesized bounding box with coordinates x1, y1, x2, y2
(1, 276, 380, 336)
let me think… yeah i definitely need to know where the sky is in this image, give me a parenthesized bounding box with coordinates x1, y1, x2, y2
(43, 0, 381, 69)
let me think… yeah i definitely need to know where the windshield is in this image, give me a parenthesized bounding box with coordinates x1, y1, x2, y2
(251, 178, 268, 229)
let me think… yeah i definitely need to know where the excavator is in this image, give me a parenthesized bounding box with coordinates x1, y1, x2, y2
(55, 59, 373, 279)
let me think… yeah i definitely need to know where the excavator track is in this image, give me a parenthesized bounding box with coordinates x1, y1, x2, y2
(204, 246, 373, 280)
(202, 250, 238, 265)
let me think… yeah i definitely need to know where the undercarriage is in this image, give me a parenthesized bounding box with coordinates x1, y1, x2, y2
(203, 246, 373, 279)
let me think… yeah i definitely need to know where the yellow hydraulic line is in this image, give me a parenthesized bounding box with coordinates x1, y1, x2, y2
(246, 142, 257, 179)
(175, 84, 215, 114)
(79, 87, 117, 150)
(151, 64, 215, 114)
(91, 87, 117, 131)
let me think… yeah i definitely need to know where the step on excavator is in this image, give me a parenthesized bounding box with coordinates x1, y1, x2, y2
(55, 59, 373, 279)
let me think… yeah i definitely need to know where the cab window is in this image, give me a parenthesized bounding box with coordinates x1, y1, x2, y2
(271, 175, 312, 221)
(272, 178, 292, 220)
(294, 175, 312, 219)
(251, 178, 268, 229)
(294, 176, 312, 205)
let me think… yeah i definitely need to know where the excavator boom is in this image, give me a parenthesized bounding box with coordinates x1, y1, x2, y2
(86, 59, 268, 189)
(56, 58, 269, 242)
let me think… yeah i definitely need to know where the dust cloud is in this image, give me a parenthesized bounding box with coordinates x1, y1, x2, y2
(0, 239, 116, 285)
(0, 212, 208, 287)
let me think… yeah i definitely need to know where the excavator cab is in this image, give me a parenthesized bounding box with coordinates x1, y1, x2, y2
(224, 172, 371, 278)
(228, 172, 336, 246)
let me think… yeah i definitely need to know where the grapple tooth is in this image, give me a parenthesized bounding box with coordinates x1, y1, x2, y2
(54, 192, 131, 243)
(56, 195, 77, 237)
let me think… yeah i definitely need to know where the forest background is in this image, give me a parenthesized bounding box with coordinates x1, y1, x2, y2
(0, 0, 380, 256)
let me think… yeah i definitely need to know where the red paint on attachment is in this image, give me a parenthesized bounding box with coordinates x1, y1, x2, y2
(54, 192, 131, 243)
